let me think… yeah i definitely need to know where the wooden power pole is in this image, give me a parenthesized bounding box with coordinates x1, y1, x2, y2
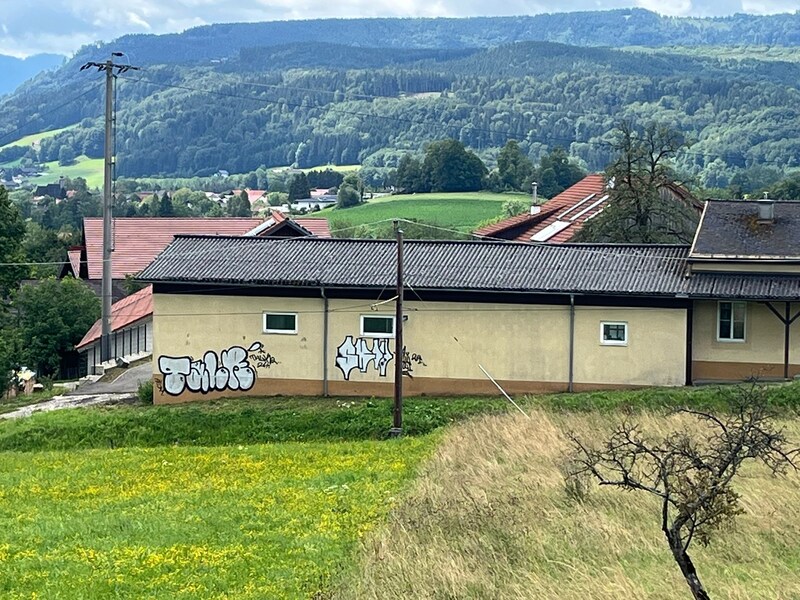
(390, 220, 404, 437)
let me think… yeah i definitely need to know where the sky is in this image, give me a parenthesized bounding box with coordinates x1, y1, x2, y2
(1, 0, 797, 57)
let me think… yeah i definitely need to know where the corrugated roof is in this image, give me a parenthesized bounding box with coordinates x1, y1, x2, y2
(139, 236, 690, 296)
(685, 273, 800, 300)
(83, 216, 331, 279)
(473, 175, 608, 243)
(76, 285, 153, 350)
(691, 200, 800, 259)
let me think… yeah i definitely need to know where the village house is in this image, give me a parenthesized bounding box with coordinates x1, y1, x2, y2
(135, 198, 800, 404)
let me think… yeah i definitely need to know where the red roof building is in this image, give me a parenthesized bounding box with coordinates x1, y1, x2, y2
(64, 215, 331, 281)
(76, 285, 153, 352)
(474, 174, 608, 243)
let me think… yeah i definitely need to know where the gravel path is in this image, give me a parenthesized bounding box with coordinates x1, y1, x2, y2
(0, 393, 135, 420)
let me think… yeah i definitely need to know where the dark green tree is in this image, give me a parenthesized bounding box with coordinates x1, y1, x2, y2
(536, 147, 586, 198)
(393, 155, 427, 193)
(422, 139, 486, 193)
(158, 191, 174, 217)
(768, 175, 800, 200)
(227, 190, 252, 217)
(576, 122, 698, 244)
(16, 277, 100, 377)
(287, 173, 311, 201)
(0, 186, 26, 299)
(337, 173, 363, 208)
(497, 140, 534, 191)
(22, 222, 68, 278)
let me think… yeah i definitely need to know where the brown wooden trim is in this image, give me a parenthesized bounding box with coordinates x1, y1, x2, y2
(152, 374, 660, 404)
(691, 360, 800, 382)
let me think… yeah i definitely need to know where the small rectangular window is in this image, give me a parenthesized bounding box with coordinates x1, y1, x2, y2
(263, 312, 297, 334)
(601, 322, 628, 346)
(361, 314, 395, 338)
(717, 301, 746, 342)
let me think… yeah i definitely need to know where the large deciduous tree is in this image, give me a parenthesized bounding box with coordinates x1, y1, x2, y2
(576, 121, 697, 243)
(496, 140, 534, 192)
(0, 186, 26, 391)
(16, 277, 100, 377)
(422, 139, 487, 193)
(566, 384, 799, 600)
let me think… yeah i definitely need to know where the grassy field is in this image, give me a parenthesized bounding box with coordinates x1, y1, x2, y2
(0, 124, 77, 151)
(1, 386, 798, 598)
(25, 155, 104, 189)
(314, 191, 529, 237)
(335, 409, 800, 599)
(0, 438, 433, 599)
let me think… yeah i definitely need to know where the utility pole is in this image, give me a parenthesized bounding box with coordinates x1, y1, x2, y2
(389, 220, 404, 437)
(81, 54, 139, 363)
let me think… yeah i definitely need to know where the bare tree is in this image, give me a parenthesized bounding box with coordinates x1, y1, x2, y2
(566, 384, 798, 600)
(576, 121, 698, 243)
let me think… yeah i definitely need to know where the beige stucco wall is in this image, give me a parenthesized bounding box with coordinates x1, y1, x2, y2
(573, 307, 687, 387)
(152, 293, 688, 402)
(692, 300, 800, 380)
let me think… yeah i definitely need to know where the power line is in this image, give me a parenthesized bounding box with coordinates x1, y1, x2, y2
(0, 83, 104, 147)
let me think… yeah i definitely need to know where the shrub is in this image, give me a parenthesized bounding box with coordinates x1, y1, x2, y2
(137, 379, 153, 404)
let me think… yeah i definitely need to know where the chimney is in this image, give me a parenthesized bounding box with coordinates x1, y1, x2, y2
(530, 181, 539, 215)
(757, 195, 774, 223)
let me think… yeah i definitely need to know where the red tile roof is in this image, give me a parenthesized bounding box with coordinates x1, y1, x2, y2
(294, 218, 331, 237)
(84, 217, 265, 279)
(474, 174, 608, 243)
(76, 285, 153, 350)
(67, 247, 82, 277)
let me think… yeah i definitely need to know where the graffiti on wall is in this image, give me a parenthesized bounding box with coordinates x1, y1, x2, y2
(335, 336, 394, 381)
(158, 342, 266, 396)
(402, 348, 427, 378)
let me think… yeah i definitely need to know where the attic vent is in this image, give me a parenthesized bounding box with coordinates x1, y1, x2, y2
(757, 198, 774, 223)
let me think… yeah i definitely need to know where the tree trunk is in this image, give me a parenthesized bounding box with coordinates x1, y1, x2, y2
(667, 534, 711, 600)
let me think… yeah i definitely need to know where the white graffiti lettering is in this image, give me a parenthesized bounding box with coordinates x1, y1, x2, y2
(158, 342, 263, 396)
(335, 336, 394, 381)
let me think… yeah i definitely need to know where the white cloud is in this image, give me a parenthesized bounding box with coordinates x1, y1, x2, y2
(0, 0, 796, 57)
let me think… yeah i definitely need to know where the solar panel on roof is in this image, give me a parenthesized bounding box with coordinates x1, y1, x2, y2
(531, 220, 572, 242)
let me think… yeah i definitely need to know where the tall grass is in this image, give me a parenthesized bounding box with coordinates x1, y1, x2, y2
(332, 410, 800, 599)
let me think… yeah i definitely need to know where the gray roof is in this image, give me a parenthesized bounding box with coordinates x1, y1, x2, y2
(692, 200, 800, 259)
(138, 236, 690, 297)
(137, 235, 800, 301)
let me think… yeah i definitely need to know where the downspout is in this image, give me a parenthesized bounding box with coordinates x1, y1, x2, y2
(784, 301, 790, 381)
(568, 294, 575, 393)
(321, 287, 329, 397)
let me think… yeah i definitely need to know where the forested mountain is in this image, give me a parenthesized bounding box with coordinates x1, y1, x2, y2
(2, 10, 800, 190)
(0, 53, 62, 95)
(62, 10, 800, 69)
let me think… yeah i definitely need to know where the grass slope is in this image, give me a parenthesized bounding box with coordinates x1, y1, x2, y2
(0, 124, 77, 151)
(25, 155, 104, 189)
(336, 409, 800, 599)
(315, 191, 528, 235)
(0, 438, 433, 599)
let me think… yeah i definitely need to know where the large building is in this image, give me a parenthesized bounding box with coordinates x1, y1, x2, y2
(136, 199, 800, 404)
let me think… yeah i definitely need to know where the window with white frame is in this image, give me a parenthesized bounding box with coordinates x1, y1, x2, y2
(263, 312, 297, 334)
(717, 301, 746, 342)
(600, 321, 628, 346)
(360, 314, 395, 338)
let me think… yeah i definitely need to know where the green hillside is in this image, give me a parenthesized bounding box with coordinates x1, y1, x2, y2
(0, 124, 77, 151)
(26, 155, 104, 189)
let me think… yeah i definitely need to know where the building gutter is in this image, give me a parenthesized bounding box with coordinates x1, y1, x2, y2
(321, 286, 329, 397)
(568, 293, 575, 393)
